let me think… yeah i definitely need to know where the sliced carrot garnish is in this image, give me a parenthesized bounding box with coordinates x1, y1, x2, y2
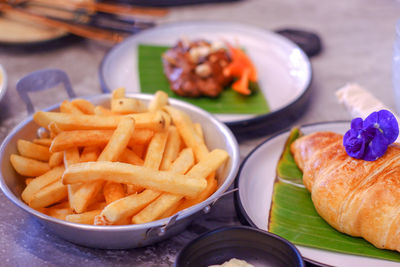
(232, 68, 251, 95)
(224, 43, 258, 95)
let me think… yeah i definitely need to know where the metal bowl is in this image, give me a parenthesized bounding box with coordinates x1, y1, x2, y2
(0, 93, 240, 249)
(174, 226, 304, 267)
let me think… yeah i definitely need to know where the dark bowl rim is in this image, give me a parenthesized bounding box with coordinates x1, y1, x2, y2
(174, 225, 305, 267)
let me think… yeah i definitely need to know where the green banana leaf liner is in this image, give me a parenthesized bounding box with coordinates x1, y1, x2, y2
(271, 127, 400, 262)
(137, 44, 269, 114)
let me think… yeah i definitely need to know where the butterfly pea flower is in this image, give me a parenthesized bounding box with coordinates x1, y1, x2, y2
(343, 110, 399, 161)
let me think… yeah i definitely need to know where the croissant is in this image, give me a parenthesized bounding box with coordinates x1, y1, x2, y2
(290, 131, 400, 252)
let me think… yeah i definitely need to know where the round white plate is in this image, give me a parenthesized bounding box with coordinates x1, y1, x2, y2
(99, 21, 312, 125)
(235, 121, 400, 267)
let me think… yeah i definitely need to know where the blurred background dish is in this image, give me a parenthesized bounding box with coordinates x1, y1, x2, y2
(0, 64, 7, 102)
(0, 0, 163, 45)
(0, 15, 67, 45)
(0, 0, 88, 45)
(100, 21, 312, 138)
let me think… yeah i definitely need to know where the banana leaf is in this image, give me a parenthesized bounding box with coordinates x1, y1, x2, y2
(137, 44, 269, 114)
(270, 128, 400, 262)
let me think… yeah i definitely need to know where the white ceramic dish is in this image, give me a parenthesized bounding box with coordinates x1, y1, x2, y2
(235, 121, 400, 267)
(99, 21, 312, 130)
(0, 64, 7, 101)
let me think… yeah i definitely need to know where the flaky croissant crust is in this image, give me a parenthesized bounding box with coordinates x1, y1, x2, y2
(291, 131, 400, 252)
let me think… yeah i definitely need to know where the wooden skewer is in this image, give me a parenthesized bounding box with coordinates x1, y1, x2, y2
(0, 3, 125, 43)
(31, 0, 169, 17)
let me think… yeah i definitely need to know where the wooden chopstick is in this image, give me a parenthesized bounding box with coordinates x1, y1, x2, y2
(0, 3, 125, 43)
(31, 0, 169, 17)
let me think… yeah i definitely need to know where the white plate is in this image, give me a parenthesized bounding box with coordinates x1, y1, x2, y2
(99, 21, 312, 125)
(236, 121, 400, 267)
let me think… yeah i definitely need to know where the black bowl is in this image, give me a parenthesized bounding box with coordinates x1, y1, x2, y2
(175, 226, 304, 267)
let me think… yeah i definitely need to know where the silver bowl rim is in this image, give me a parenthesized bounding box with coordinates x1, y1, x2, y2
(0, 92, 240, 233)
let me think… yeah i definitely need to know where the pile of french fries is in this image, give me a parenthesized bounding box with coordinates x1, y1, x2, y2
(10, 88, 229, 225)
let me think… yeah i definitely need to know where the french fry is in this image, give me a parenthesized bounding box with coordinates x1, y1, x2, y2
(29, 179, 68, 209)
(119, 148, 144, 166)
(93, 187, 106, 204)
(66, 209, 102, 224)
(112, 87, 125, 99)
(160, 126, 181, 171)
(62, 161, 207, 197)
(44, 202, 73, 220)
(173, 149, 225, 211)
(70, 180, 103, 213)
(48, 121, 62, 135)
(87, 201, 107, 211)
(97, 128, 170, 224)
(127, 129, 154, 147)
(94, 105, 114, 116)
(60, 100, 84, 114)
(161, 111, 171, 130)
(185, 149, 229, 179)
(33, 138, 52, 147)
(63, 147, 80, 210)
(33, 111, 166, 131)
(114, 216, 133, 225)
(156, 148, 227, 217)
(159, 198, 184, 219)
(25, 178, 33, 185)
(103, 181, 125, 204)
(71, 98, 95, 114)
(95, 190, 160, 225)
(126, 129, 169, 194)
(164, 106, 209, 162)
(166, 148, 194, 174)
(50, 129, 153, 152)
(126, 129, 170, 223)
(21, 166, 65, 203)
(10, 154, 50, 177)
(131, 148, 194, 224)
(45, 207, 73, 220)
(111, 98, 147, 114)
(193, 123, 204, 141)
(128, 143, 147, 159)
(72, 116, 135, 213)
(143, 130, 169, 169)
(49, 151, 64, 167)
(51, 130, 109, 152)
(80, 146, 101, 162)
(17, 139, 51, 161)
(97, 116, 135, 162)
(51, 201, 70, 209)
(148, 91, 168, 112)
(176, 175, 218, 212)
(64, 147, 80, 168)
(125, 184, 144, 195)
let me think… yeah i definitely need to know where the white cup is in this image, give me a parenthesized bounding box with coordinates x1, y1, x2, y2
(393, 19, 400, 113)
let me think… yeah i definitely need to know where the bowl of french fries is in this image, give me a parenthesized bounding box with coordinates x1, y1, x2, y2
(0, 88, 240, 249)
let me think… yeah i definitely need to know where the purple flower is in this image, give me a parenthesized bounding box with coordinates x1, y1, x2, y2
(343, 110, 399, 161)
